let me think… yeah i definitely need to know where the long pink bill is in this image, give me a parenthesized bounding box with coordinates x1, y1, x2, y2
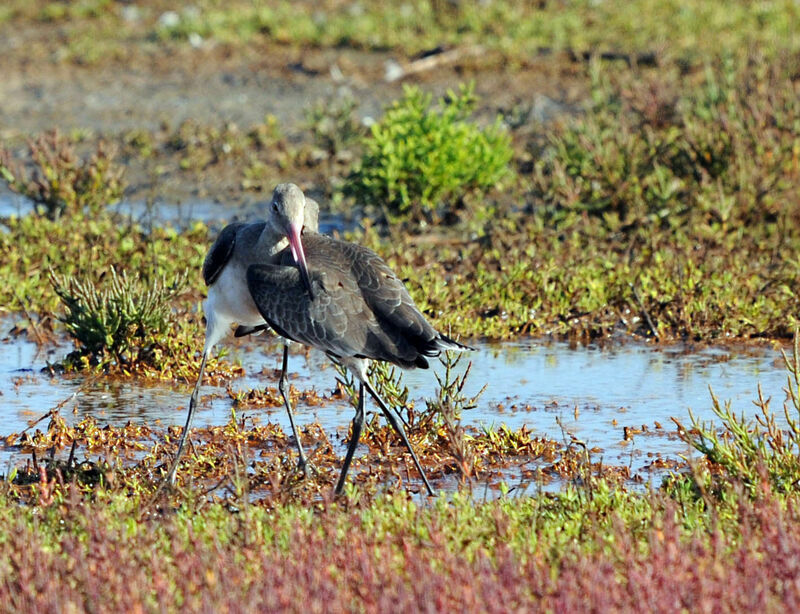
(287, 223, 314, 300)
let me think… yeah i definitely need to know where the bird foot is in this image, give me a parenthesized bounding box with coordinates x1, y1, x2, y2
(295, 456, 318, 478)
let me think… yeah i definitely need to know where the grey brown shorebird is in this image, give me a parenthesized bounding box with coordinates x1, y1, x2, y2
(245, 184, 471, 496)
(165, 186, 319, 486)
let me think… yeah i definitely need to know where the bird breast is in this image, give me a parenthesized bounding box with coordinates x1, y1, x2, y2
(206, 262, 265, 329)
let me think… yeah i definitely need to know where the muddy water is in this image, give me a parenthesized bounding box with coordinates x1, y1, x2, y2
(0, 190, 248, 227)
(112, 197, 351, 234)
(1, 321, 791, 487)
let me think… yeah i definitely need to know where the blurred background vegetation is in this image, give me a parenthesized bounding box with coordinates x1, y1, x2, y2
(1, 0, 798, 65)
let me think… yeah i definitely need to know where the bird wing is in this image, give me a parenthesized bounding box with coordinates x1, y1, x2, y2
(202, 223, 245, 286)
(249, 235, 456, 367)
(343, 241, 437, 352)
(246, 263, 370, 359)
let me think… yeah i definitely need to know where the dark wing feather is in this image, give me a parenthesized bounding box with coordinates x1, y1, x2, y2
(347, 243, 433, 338)
(246, 264, 370, 360)
(344, 242, 473, 353)
(294, 236, 441, 366)
(260, 234, 469, 368)
(331, 240, 451, 363)
(203, 223, 245, 286)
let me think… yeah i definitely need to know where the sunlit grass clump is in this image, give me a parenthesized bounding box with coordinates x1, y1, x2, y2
(532, 61, 800, 234)
(46, 264, 236, 381)
(676, 331, 800, 499)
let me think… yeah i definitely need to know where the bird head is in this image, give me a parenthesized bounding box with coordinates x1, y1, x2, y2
(268, 183, 314, 298)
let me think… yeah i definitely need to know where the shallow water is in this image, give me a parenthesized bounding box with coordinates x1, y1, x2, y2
(1, 322, 791, 488)
(0, 191, 33, 218)
(0, 190, 349, 236)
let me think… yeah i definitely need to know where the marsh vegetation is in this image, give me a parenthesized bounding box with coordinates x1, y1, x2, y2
(1, 0, 800, 611)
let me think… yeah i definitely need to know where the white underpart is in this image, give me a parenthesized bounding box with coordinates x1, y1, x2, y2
(339, 356, 370, 383)
(201, 224, 292, 354)
(203, 261, 266, 353)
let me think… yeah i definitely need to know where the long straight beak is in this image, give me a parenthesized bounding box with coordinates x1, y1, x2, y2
(287, 223, 314, 299)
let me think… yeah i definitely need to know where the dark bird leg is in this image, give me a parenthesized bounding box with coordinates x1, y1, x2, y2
(278, 343, 309, 474)
(363, 379, 435, 497)
(166, 349, 208, 486)
(335, 383, 366, 495)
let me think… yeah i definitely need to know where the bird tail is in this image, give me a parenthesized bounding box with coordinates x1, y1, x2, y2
(433, 333, 474, 353)
(411, 332, 475, 368)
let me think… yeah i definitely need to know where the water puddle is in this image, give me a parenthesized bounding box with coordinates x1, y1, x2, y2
(1, 322, 791, 489)
(0, 190, 34, 219)
(113, 198, 352, 235)
(1, 190, 350, 235)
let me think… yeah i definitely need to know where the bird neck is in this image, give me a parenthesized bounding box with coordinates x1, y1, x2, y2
(256, 225, 290, 257)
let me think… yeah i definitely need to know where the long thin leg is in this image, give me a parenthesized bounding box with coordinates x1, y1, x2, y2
(166, 350, 208, 486)
(363, 379, 435, 496)
(334, 383, 366, 495)
(278, 343, 309, 473)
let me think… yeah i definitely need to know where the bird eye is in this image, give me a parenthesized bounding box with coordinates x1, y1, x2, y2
(272, 202, 279, 212)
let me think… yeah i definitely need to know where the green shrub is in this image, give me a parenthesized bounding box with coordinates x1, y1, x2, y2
(343, 83, 513, 225)
(0, 130, 125, 220)
(50, 268, 185, 371)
